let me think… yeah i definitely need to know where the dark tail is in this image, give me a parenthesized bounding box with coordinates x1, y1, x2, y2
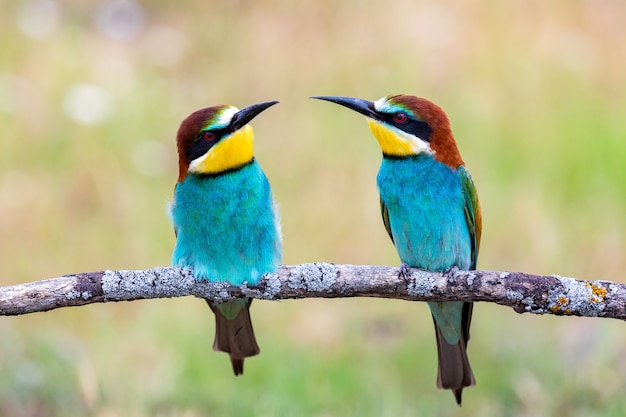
(433, 302, 475, 405)
(207, 299, 260, 376)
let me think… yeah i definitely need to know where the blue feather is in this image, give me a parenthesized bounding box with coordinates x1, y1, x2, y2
(171, 160, 281, 286)
(378, 154, 471, 344)
(378, 154, 471, 271)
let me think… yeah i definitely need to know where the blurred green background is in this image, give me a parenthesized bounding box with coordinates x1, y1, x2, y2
(1, 0, 626, 416)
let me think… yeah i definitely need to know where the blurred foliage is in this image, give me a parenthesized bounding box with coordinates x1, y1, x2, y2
(1, 0, 626, 416)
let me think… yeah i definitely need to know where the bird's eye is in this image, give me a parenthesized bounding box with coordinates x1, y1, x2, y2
(394, 112, 408, 123)
(203, 131, 216, 141)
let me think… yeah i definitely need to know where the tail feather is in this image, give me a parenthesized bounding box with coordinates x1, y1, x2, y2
(433, 302, 475, 405)
(208, 299, 260, 376)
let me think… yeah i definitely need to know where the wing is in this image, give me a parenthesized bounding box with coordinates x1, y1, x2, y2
(379, 197, 395, 244)
(458, 166, 482, 270)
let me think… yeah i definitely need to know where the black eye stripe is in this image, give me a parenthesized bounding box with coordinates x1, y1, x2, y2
(382, 113, 433, 142)
(400, 119, 433, 142)
(187, 128, 227, 161)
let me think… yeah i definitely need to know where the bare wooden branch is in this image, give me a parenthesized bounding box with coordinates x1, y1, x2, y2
(1, 264, 625, 320)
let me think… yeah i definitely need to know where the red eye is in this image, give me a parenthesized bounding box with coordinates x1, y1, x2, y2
(394, 112, 408, 123)
(203, 131, 215, 141)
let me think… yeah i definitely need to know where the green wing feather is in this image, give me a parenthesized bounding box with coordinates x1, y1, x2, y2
(458, 166, 482, 270)
(380, 167, 481, 265)
(380, 198, 394, 244)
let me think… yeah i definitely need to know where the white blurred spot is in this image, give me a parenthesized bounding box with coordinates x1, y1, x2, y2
(15, 0, 60, 39)
(132, 140, 172, 177)
(94, 0, 146, 42)
(62, 83, 114, 125)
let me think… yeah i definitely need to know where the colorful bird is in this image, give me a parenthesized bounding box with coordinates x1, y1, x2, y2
(312, 94, 481, 404)
(170, 101, 282, 375)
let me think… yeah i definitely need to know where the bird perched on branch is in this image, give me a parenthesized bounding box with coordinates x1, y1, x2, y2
(312, 94, 481, 405)
(170, 101, 282, 375)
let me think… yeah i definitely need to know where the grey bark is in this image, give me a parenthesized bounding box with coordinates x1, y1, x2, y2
(1, 264, 624, 320)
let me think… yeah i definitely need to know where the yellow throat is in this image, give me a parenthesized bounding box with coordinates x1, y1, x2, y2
(367, 119, 426, 157)
(189, 125, 255, 175)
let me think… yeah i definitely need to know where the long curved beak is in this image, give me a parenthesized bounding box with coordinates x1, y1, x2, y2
(229, 100, 279, 131)
(310, 95, 379, 120)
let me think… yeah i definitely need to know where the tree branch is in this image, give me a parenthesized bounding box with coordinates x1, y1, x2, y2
(1, 264, 624, 320)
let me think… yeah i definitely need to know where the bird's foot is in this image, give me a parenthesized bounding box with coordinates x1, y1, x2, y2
(442, 266, 459, 280)
(398, 263, 412, 284)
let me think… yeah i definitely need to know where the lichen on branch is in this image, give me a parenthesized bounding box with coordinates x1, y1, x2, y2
(1, 264, 625, 320)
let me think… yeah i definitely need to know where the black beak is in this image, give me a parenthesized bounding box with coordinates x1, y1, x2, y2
(311, 96, 379, 120)
(229, 100, 279, 131)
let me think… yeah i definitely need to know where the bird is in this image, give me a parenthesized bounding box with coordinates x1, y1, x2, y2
(170, 100, 282, 375)
(311, 94, 481, 405)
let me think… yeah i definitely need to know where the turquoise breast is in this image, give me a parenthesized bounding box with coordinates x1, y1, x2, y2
(170, 161, 282, 285)
(377, 154, 471, 271)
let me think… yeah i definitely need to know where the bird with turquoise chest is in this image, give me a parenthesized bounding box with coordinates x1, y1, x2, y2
(312, 94, 482, 405)
(170, 100, 282, 375)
